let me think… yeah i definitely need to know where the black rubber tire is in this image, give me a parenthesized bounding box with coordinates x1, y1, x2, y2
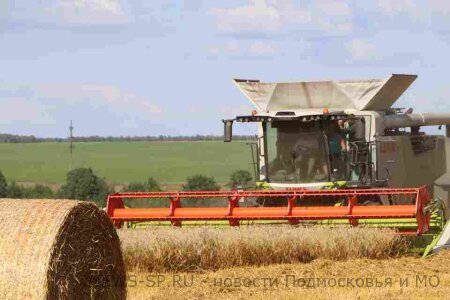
(256, 197, 287, 207)
(358, 195, 382, 206)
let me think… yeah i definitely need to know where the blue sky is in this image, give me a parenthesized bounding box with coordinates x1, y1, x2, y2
(1, 0, 450, 137)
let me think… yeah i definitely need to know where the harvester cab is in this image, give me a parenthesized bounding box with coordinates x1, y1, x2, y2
(107, 74, 450, 254)
(228, 75, 450, 208)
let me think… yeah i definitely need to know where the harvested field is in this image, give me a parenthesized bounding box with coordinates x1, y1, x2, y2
(119, 226, 406, 273)
(127, 250, 450, 300)
(0, 199, 126, 300)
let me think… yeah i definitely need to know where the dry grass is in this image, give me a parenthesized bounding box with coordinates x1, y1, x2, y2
(0, 199, 126, 300)
(120, 226, 405, 273)
(127, 250, 450, 300)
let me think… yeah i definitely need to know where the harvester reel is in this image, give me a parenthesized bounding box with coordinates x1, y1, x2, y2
(106, 187, 431, 235)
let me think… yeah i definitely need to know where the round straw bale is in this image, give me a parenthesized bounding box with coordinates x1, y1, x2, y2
(0, 199, 126, 300)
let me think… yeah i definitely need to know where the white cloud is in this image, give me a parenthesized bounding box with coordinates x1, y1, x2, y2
(181, 104, 255, 121)
(375, 0, 418, 16)
(209, 40, 243, 57)
(248, 41, 276, 55)
(317, 1, 352, 17)
(347, 39, 378, 61)
(211, 0, 282, 32)
(46, 0, 127, 25)
(207, 37, 315, 60)
(187, 106, 202, 114)
(226, 40, 240, 53)
(120, 119, 139, 129)
(210, 0, 353, 36)
(219, 104, 255, 118)
(371, 0, 450, 24)
(375, 0, 450, 17)
(429, 0, 450, 15)
(36, 83, 162, 117)
(0, 83, 165, 135)
(209, 40, 277, 58)
(0, 97, 55, 125)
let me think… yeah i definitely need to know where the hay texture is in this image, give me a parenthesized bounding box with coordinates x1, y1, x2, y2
(0, 199, 126, 300)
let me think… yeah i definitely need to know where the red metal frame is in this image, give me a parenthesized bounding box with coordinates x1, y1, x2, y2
(106, 187, 430, 235)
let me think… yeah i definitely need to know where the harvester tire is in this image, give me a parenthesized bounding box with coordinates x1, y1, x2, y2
(359, 195, 382, 206)
(256, 197, 287, 207)
(361, 199, 382, 206)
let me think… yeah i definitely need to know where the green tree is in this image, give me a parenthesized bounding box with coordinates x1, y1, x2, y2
(22, 184, 54, 199)
(123, 177, 165, 208)
(182, 175, 220, 191)
(146, 177, 162, 192)
(182, 175, 221, 207)
(123, 182, 147, 192)
(123, 177, 162, 192)
(228, 170, 253, 189)
(7, 182, 24, 198)
(0, 171, 7, 197)
(57, 168, 111, 207)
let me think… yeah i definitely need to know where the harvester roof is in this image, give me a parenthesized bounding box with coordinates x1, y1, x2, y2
(234, 74, 417, 112)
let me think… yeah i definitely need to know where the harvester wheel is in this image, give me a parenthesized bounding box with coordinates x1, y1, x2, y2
(361, 200, 382, 206)
(359, 195, 382, 206)
(256, 197, 287, 207)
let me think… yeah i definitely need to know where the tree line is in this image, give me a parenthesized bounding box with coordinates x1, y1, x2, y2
(0, 133, 256, 143)
(0, 168, 254, 208)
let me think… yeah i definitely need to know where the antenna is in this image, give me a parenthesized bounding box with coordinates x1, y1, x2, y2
(69, 120, 74, 171)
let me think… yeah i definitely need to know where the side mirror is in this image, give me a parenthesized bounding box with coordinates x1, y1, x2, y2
(223, 120, 234, 142)
(354, 119, 366, 140)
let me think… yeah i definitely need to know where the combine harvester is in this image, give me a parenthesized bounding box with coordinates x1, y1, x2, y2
(107, 74, 450, 255)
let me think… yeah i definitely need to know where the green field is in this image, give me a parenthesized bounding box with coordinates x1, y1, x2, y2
(0, 141, 255, 187)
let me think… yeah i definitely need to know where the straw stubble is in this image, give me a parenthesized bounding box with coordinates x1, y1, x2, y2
(120, 226, 405, 273)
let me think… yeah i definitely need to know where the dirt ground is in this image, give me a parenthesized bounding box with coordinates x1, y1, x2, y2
(127, 250, 450, 300)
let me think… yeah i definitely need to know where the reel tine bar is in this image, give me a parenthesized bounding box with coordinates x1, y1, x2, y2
(106, 186, 430, 235)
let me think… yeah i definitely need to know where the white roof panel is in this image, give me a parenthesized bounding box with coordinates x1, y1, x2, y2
(234, 74, 417, 111)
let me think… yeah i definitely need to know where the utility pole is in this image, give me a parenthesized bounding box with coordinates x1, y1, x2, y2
(69, 120, 74, 171)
